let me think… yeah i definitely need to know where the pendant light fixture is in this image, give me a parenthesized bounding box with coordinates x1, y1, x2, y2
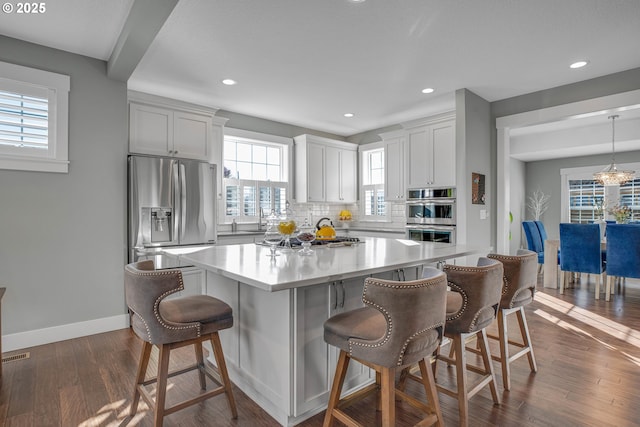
(593, 115, 635, 186)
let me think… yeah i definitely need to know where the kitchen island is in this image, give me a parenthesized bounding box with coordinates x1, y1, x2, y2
(177, 238, 487, 426)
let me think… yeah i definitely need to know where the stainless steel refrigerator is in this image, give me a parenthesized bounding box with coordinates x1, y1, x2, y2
(128, 155, 217, 268)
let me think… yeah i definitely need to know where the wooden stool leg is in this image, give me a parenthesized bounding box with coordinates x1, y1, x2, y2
(418, 358, 444, 427)
(477, 329, 500, 405)
(516, 308, 537, 373)
(453, 334, 469, 427)
(497, 309, 511, 391)
(194, 341, 206, 390)
(595, 274, 601, 300)
(380, 367, 395, 427)
(154, 344, 171, 427)
(130, 341, 152, 416)
(324, 350, 350, 427)
(376, 370, 382, 411)
(396, 367, 410, 392)
(210, 332, 238, 419)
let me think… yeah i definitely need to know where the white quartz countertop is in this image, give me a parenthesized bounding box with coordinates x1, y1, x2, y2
(178, 237, 487, 292)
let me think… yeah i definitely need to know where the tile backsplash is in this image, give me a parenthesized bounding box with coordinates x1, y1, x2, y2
(290, 201, 406, 230)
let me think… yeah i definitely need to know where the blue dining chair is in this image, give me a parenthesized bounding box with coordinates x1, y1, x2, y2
(535, 220, 560, 263)
(559, 223, 607, 300)
(604, 224, 640, 300)
(522, 221, 544, 269)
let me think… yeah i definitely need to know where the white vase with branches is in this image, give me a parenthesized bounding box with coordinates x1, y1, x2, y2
(527, 189, 550, 220)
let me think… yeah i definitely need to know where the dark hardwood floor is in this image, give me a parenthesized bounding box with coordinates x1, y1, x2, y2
(2, 276, 640, 426)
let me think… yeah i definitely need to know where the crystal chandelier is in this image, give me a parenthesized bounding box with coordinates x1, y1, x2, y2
(593, 115, 635, 186)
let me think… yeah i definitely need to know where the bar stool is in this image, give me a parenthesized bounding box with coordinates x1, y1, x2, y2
(436, 258, 504, 427)
(486, 250, 538, 391)
(323, 268, 447, 427)
(124, 260, 237, 426)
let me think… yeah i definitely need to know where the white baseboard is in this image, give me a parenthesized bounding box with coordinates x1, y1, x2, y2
(2, 314, 130, 353)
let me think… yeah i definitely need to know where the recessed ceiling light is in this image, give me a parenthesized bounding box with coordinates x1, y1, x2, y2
(569, 60, 589, 69)
(222, 79, 237, 85)
(421, 88, 435, 94)
(348, 0, 366, 3)
(344, 113, 354, 118)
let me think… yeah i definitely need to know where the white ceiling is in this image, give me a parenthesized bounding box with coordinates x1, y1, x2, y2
(1, 0, 640, 149)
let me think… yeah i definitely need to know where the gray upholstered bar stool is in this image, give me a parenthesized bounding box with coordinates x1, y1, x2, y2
(323, 269, 447, 427)
(436, 258, 504, 427)
(486, 249, 538, 391)
(124, 260, 237, 426)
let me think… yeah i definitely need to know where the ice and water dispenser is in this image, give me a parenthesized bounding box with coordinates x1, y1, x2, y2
(141, 207, 173, 244)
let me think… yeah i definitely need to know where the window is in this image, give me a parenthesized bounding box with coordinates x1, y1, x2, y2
(562, 163, 640, 223)
(568, 179, 604, 223)
(0, 61, 70, 173)
(222, 129, 291, 222)
(361, 145, 386, 219)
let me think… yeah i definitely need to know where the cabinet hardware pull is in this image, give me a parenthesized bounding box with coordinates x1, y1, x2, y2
(331, 282, 337, 310)
(338, 281, 345, 308)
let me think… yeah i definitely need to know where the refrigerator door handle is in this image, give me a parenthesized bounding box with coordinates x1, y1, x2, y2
(180, 162, 187, 239)
(172, 161, 181, 244)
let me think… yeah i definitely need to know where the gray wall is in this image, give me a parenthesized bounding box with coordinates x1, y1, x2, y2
(525, 151, 640, 240)
(492, 66, 640, 249)
(217, 110, 346, 141)
(509, 158, 526, 253)
(455, 89, 492, 249)
(0, 36, 128, 334)
(492, 67, 640, 119)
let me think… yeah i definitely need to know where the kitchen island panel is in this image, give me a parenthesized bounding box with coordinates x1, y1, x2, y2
(293, 277, 373, 418)
(206, 273, 293, 424)
(183, 239, 489, 425)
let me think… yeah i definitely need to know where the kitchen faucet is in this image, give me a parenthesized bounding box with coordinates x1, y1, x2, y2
(258, 207, 265, 231)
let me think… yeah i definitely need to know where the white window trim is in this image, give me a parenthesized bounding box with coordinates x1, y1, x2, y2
(560, 161, 640, 222)
(0, 61, 70, 173)
(221, 128, 293, 224)
(359, 142, 390, 222)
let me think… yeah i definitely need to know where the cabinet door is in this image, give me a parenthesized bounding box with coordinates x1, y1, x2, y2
(173, 111, 212, 160)
(129, 103, 172, 156)
(339, 149, 357, 203)
(164, 267, 205, 300)
(325, 146, 341, 202)
(329, 279, 373, 392)
(181, 267, 206, 296)
(406, 126, 431, 188)
(306, 143, 325, 202)
(431, 121, 456, 187)
(293, 279, 373, 417)
(293, 283, 332, 416)
(384, 137, 405, 201)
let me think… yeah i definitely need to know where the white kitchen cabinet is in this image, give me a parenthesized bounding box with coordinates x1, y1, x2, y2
(164, 266, 205, 300)
(382, 132, 406, 201)
(293, 278, 372, 417)
(129, 101, 218, 161)
(217, 233, 262, 245)
(294, 134, 357, 203)
(326, 146, 357, 202)
(406, 119, 455, 189)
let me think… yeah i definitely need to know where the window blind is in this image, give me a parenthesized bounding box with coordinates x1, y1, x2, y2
(0, 90, 48, 149)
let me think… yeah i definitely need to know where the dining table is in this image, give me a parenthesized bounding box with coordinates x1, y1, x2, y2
(543, 236, 608, 288)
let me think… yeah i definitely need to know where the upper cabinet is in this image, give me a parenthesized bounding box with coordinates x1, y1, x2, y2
(380, 131, 406, 201)
(405, 118, 455, 189)
(378, 115, 456, 201)
(128, 92, 225, 163)
(294, 135, 357, 203)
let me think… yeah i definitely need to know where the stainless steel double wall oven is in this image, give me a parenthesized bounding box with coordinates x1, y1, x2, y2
(405, 187, 456, 244)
